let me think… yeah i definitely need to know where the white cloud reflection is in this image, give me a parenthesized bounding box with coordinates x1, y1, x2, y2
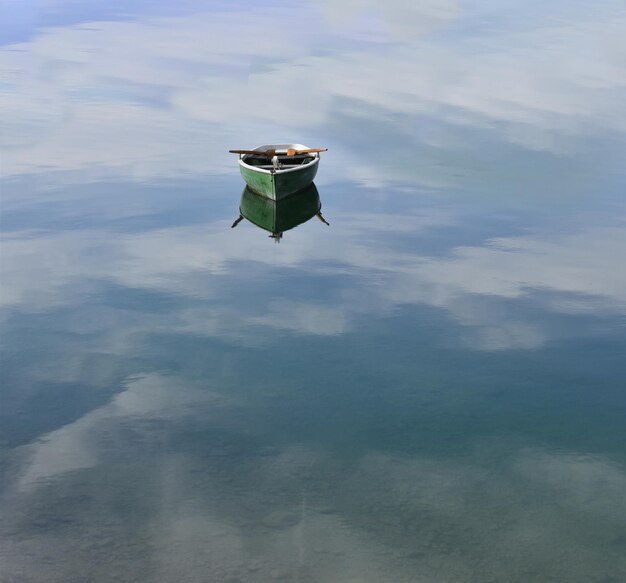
(1, 1, 625, 184)
(2, 204, 625, 350)
(7, 411, 626, 581)
(15, 373, 233, 490)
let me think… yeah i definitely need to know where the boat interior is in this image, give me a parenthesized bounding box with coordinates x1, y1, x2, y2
(243, 154, 315, 170)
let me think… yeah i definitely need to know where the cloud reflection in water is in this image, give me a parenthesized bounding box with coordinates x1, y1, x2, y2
(1, 1, 625, 191)
(1, 1, 626, 581)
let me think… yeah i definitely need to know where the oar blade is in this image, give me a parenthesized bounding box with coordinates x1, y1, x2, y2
(229, 149, 275, 157)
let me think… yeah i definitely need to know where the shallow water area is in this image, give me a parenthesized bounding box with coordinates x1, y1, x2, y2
(1, 1, 626, 582)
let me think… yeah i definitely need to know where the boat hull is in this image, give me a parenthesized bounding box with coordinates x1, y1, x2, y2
(239, 158, 319, 201)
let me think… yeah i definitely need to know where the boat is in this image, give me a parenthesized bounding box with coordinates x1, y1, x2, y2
(231, 182, 329, 242)
(229, 144, 326, 201)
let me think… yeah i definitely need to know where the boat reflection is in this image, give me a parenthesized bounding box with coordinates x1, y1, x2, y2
(231, 182, 329, 242)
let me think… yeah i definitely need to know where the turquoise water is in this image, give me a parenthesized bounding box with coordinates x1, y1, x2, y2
(1, 2, 626, 581)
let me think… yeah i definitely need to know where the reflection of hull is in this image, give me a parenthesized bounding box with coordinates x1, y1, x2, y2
(238, 144, 319, 201)
(240, 183, 321, 234)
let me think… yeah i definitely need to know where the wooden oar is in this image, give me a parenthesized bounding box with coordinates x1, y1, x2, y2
(286, 148, 327, 156)
(229, 147, 327, 157)
(229, 149, 276, 157)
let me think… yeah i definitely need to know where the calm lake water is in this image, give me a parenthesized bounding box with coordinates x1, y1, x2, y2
(2, 1, 626, 581)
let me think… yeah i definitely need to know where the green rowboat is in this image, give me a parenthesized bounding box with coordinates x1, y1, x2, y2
(232, 144, 323, 200)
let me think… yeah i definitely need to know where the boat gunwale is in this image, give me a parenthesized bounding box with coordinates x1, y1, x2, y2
(238, 154, 319, 175)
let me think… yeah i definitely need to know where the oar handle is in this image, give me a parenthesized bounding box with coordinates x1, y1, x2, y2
(286, 148, 327, 156)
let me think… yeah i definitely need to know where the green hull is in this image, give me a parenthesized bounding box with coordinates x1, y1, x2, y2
(239, 160, 319, 201)
(240, 183, 321, 234)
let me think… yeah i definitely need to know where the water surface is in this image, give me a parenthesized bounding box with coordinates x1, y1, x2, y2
(2, 1, 626, 581)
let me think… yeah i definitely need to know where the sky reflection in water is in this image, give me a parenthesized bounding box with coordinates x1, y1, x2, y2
(1, 1, 626, 582)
